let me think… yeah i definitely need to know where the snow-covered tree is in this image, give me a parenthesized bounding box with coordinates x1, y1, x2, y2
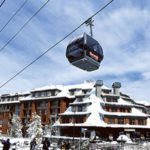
(27, 112, 43, 147)
(43, 124, 51, 137)
(9, 114, 23, 137)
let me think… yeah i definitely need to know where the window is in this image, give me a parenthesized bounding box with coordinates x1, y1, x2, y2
(32, 93, 35, 97)
(70, 90, 75, 95)
(118, 118, 124, 124)
(106, 97, 117, 102)
(82, 90, 87, 94)
(112, 107, 117, 112)
(38, 92, 41, 97)
(44, 92, 48, 97)
(129, 119, 136, 125)
(120, 108, 126, 112)
(24, 103, 31, 109)
(108, 118, 115, 124)
(78, 106, 85, 112)
(102, 90, 110, 94)
(106, 107, 110, 112)
(107, 98, 111, 102)
(51, 108, 58, 115)
(61, 117, 70, 124)
(74, 117, 85, 123)
(138, 119, 145, 125)
(51, 101, 58, 107)
(72, 106, 76, 112)
(51, 91, 55, 96)
(35, 92, 39, 97)
(127, 108, 131, 113)
(47, 91, 51, 96)
(77, 98, 83, 102)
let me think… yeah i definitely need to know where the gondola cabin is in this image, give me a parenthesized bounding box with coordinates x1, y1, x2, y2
(66, 33, 104, 71)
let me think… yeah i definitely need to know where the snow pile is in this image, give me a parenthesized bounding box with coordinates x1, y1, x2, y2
(117, 135, 132, 143)
(111, 141, 118, 144)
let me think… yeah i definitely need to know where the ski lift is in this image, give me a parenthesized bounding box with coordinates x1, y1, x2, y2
(66, 18, 104, 71)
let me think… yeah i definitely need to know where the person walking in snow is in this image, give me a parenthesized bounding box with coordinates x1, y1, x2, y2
(42, 138, 50, 150)
(2, 138, 11, 150)
(30, 138, 37, 150)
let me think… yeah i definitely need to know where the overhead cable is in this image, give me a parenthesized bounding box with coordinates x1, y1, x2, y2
(0, 0, 29, 33)
(0, 0, 50, 53)
(0, 0, 6, 7)
(0, 0, 114, 88)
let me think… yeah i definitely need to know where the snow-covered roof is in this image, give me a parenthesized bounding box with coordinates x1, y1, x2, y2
(31, 85, 63, 92)
(56, 85, 150, 128)
(102, 93, 119, 98)
(101, 85, 112, 91)
(101, 98, 148, 110)
(20, 94, 75, 101)
(59, 112, 91, 116)
(69, 101, 92, 106)
(1, 91, 29, 97)
(137, 101, 150, 106)
(0, 100, 20, 104)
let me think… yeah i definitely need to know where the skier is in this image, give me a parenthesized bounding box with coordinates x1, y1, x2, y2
(2, 138, 11, 150)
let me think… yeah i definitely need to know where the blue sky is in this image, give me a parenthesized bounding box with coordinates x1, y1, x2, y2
(0, 0, 150, 101)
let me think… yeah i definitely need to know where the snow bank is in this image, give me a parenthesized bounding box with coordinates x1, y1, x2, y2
(117, 135, 132, 143)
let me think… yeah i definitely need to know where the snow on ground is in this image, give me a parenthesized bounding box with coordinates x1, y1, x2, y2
(0, 136, 31, 150)
(1, 136, 150, 150)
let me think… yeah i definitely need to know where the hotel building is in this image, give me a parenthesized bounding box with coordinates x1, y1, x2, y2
(0, 80, 150, 140)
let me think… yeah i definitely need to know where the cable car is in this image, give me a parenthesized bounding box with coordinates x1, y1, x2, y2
(66, 33, 104, 71)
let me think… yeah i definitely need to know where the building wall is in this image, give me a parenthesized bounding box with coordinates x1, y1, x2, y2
(0, 98, 72, 135)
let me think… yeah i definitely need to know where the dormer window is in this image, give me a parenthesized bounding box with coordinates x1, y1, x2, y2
(70, 90, 75, 95)
(103, 95, 119, 103)
(77, 97, 83, 102)
(82, 89, 91, 95)
(106, 97, 118, 102)
(102, 89, 111, 94)
(51, 91, 55, 96)
(69, 88, 81, 96)
(77, 106, 86, 112)
(72, 106, 76, 112)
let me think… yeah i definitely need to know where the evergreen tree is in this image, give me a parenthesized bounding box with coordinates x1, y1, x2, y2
(9, 114, 23, 137)
(27, 112, 43, 147)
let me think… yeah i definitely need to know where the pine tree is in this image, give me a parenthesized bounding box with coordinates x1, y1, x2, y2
(27, 112, 43, 147)
(9, 114, 23, 137)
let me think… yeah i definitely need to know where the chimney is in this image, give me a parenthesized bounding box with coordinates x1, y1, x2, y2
(94, 80, 103, 97)
(112, 82, 121, 96)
